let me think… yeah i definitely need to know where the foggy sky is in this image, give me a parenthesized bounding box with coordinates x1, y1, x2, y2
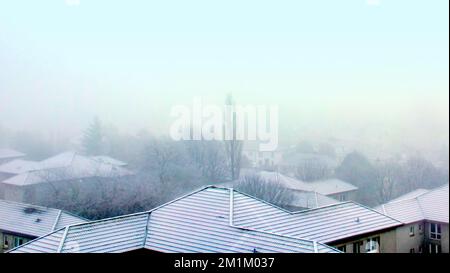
(0, 0, 448, 154)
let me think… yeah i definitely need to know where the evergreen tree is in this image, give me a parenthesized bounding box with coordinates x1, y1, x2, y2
(82, 118, 103, 155)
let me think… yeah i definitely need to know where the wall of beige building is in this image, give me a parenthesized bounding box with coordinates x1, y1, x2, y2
(395, 223, 425, 253)
(440, 224, 449, 253)
(332, 229, 397, 253)
(0, 231, 32, 253)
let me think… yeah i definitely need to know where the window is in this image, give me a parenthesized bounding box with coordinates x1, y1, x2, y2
(429, 244, 442, 254)
(14, 237, 24, 247)
(339, 194, 347, 202)
(409, 225, 415, 236)
(365, 237, 380, 253)
(3, 236, 9, 248)
(418, 224, 423, 234)
(353, 241, 363, 253)
(410, 248, 415, 253)
(337, 245, 347, 252)
(430, 223, 441, 240)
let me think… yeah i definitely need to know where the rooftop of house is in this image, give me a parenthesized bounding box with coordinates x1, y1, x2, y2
(90, 156, 128, 166)
(0, 149, 25, 160)
(0, 159, 40, 174)
(283, 190, 340, 210)
(0, 151, 133, 186)
(10, 185, 402, 253)
(245, 170, 358, 196)
(0, 199, 87, 238)
(305, 178, 358, 196)
(375, 184, 449, 224)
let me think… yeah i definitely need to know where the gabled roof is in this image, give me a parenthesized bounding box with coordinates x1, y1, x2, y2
(0, 199, 87, 238)
(0, 149, 25, 160)
(0, 159, 40, 174)
(375, 184, 449, 224)
(248, 171, 358, 195)
(232, 193, 401, 244)
(91, 156, 127, 166)
(0, 152, 132, 186)
(10, 186, 341, 253)
(11, 185, 401, 253)
(306, 179, 358, 195)
(387, 189, 429, 203)
(284, 191, 340, 209)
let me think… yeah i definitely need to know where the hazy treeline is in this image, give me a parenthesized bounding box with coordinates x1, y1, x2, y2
(1, 119, 448, 218)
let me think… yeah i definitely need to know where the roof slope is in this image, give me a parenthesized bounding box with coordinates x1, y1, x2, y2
(0, 159, 40, 174)
(254, 171, 357, 195)
(376, 184, 449, 224)
(232, 192, 401, 243)
(0, 199, 87, 237)
(306, 179, 358, 195)
(10, 187, 340, 253)
(1, 152, 132, 186)
(10, 185, 401, 253)
(0, 149, 25, 160)
(282, 190, 339, 209)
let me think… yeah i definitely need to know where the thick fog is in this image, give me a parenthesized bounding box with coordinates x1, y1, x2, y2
(1, 0, 448, 163)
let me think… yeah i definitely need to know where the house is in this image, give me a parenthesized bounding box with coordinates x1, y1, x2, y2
(280, 190, 340, 211)
(0, 149, 25, 165)
(305, 178, 358, 202)
(375, 184, 449, 253)
(0, 159, 40, 182)
(0, 151, 133, 203)
(0, 199, 87, 253)
(219, 171, 340, 211)
(8, 186, 340, 253)
(90, 156, 128, 167)
(243, 170, 357, 202)
(9, 185, 401, 253)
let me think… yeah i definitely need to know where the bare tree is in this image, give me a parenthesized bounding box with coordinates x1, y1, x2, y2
(374, 162, 399, 204)
(185, 140, 228, 182)
(143, 138, 180, 184)
(234, 174, 294, 207)
(402, 156, 443, 192)
(295, 158, 332, 182)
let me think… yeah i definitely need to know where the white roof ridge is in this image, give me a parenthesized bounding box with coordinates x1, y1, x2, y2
(57, 226, 70, 253)
(387, 189, 431, 204)
(5, 226, 67, 253)
(51, 210, 63, 232)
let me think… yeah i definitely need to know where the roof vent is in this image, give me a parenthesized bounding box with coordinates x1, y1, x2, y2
(355, 217, 360, 223)
(253, 248, 258, 253)
(35, 218, 41, 223)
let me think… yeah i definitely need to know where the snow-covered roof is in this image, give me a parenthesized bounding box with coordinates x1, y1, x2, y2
(10, 186, 344, 253)
(0, 149, 25, 160)
(10, 185, 401, 253)
(286, 191, 340, 209)
(306, 179, 358, 196)
(387, 189, 429, 203)
(248, 171, 357, 196)
(0, 159, 40, 174)
(375, 184, 449, 224)
(91, 156, 127, 166)
(0, 152, 132, 186)
(0, 199, 87, 238)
